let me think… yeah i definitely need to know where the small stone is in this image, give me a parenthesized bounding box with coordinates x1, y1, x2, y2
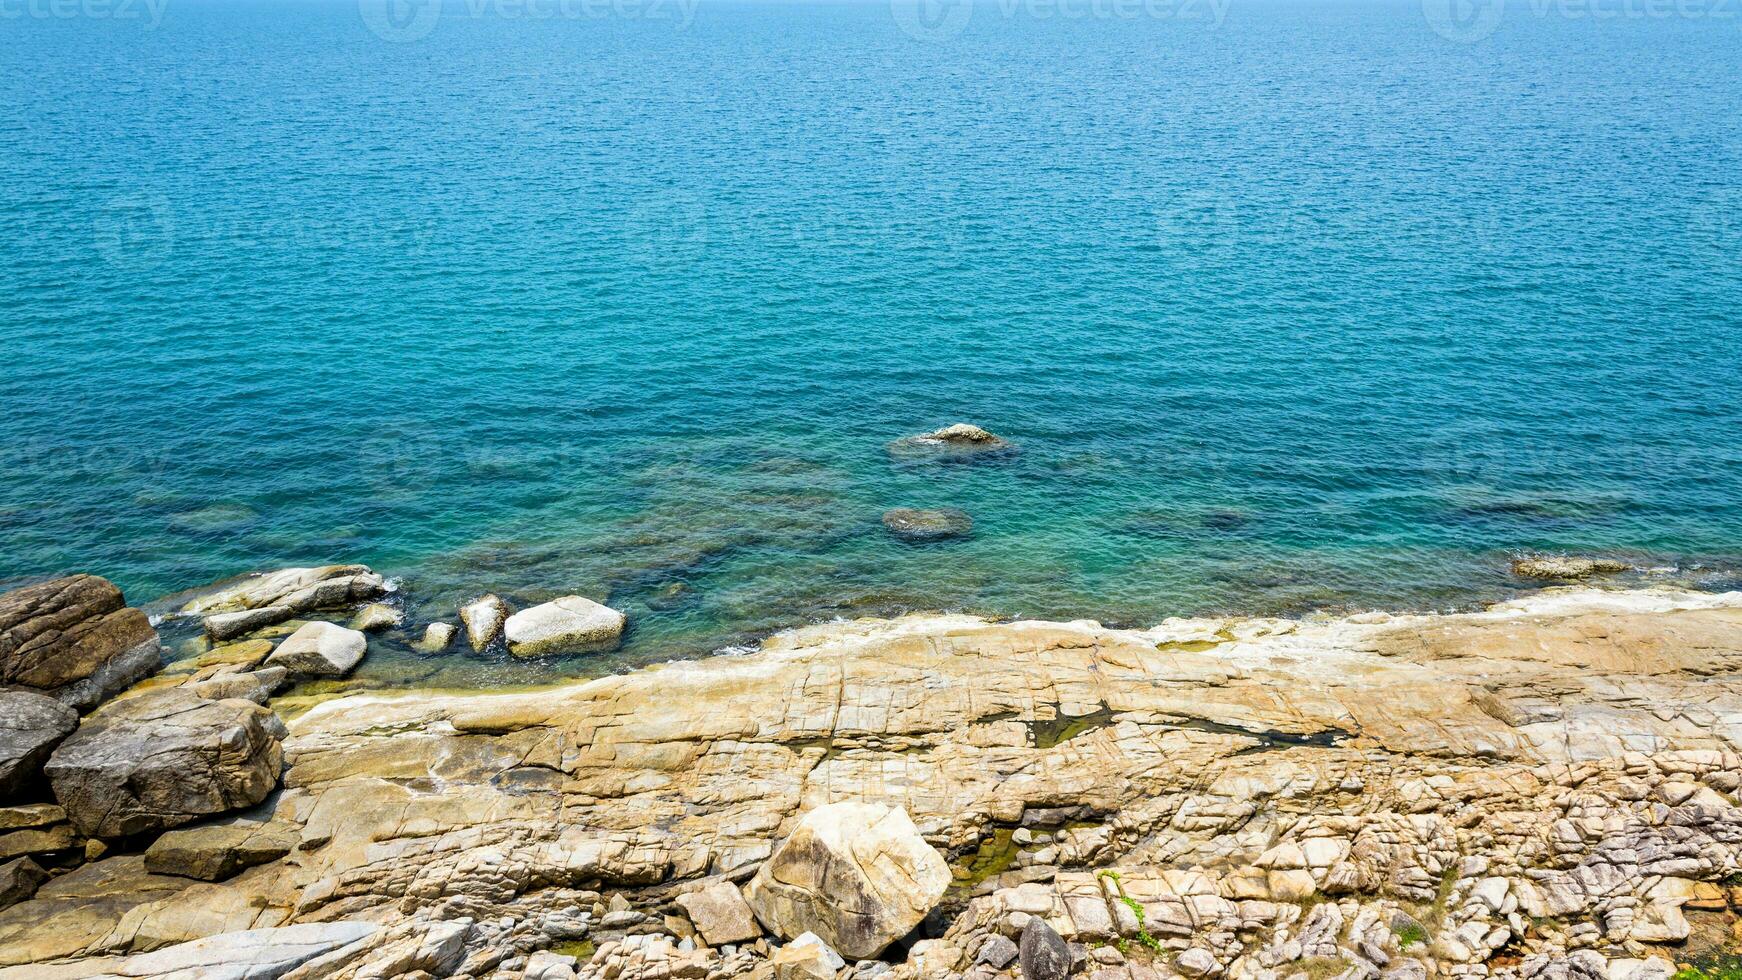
(677, 880, 762, 946)
(978, 935, 1019, 969)
(1176, 948, 1218, 977)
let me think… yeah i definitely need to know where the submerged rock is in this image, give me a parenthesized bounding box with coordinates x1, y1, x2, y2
(745, 801, 951, 959)
(504, 596, 626, 658)
(264, 621, 367, 678)
(460, 594, 511, 652)
(0, 575, 161, 712)
(888, 423, 1015, 461)
(414, 621, 458, 653)
(44, 689, 286, 838)
(882, 508, 973, 542)
(1511, 555, 1631, 580)
(0, 693, 78, 800)
(349, 603, 403, 632)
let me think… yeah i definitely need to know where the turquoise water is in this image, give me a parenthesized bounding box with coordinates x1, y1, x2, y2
(3, 0, 1741, 685)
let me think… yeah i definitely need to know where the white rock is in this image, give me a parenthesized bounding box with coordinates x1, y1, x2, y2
(263, 621, 366, 678)
(504, 596, 626, 658)
(460, 594, 511, 651)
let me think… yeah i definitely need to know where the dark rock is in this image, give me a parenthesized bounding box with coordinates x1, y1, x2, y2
(0, 692, 78, 799)
(45, 688, 286, 838)
(0, 575, 161, 711)
(977, 934, 1019, 969)
(0, 857, 48, 910)
(1018, 918, 1070, 980)
(143, 819, 299, 881)
(882, 508, 973, 543)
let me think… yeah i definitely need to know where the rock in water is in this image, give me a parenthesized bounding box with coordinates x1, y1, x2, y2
(1018, 918, 1071, 980)
(0, 858, 47, 911)
(677, 880, 763, 945)
(264, 621, 367, 678)
(744, 801, 951, 959)
(888, 424, 1015, 461)
(144, 819, 300, 881)
(185, 565, 386, 641)
(460, 594, 511, 651)
(0, 574, 161, 712)
(882, 508, 973, 542)
(414, 622, 458, 652)
(0, 692, 78, 800)
(349, 603, 403, 632)
(1511, 555, 1630, 580)
(504, 596, 627, 657)
(44, 688, 286, 837)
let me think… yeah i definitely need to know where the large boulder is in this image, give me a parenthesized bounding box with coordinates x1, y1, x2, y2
(44, 689, 286, 838)
(504, 596, 626, 658)
(744, 802, 951, 959)
(0, 693, 78, 800)
(263, 621, 367, 678)
(184, 565, 385, 641)
(460, 594, 511, 651)
(0, 575, 161, 711)
(882, 508, 973, 543)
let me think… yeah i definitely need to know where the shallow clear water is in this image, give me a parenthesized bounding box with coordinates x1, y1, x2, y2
(3, 0, 1740, 686)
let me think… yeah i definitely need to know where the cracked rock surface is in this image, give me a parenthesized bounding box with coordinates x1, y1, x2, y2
(1, 587, 1741, 980)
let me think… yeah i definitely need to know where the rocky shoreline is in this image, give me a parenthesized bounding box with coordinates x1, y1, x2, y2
(2, 568, 1741, 980)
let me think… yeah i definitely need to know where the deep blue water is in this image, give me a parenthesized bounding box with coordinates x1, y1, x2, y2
(3, 0, 1740, 685)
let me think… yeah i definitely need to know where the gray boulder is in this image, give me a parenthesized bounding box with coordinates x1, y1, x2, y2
(1018, 918, 1070, 980)
(44, 688, 286, 838)
(0, 575, 161, 712)
(882, 508, 973, 543)
(0, 692, 77, 800)
(263, 621, 367, 678)
(349, 603, 403, 632)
